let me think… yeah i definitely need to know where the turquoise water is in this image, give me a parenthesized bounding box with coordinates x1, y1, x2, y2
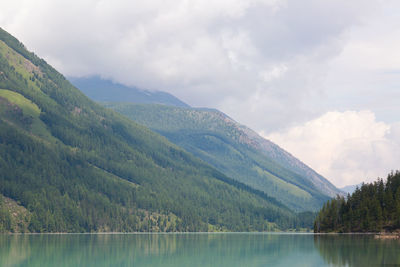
(1, 233, 400, 266)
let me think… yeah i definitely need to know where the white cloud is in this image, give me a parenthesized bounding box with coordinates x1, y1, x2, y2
(265, 110, 400, 187)
(0, 0, 386, 132)
(260, 64, 288, 82)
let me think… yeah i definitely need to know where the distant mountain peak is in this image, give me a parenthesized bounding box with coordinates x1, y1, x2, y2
(68, 76, 190, 108)
(340, 183, 363, 194)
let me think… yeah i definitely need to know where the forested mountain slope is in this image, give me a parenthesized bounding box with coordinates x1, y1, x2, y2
(0, 27, 307, 232)
(104, 104, 340, 211)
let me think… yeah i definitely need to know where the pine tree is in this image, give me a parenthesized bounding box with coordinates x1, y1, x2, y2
(314, 171, 400, 233)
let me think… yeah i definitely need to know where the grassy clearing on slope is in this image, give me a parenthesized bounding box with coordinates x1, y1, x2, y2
(0, 89, 55, 141)
(0, 40, 41, 91)
(90, 164, 139, 188)
(254, 166, 311, 199)
(0, 89, 40, 117)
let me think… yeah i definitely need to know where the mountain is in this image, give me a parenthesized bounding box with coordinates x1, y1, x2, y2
(340, 183, 362, 194)
(69, 76, 189, 107)
(103, 104, 342, 211)
(237, 126, 342, 198)
(0, 27, 310, 232)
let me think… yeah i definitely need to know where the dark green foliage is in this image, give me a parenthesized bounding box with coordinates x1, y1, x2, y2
(314, 171, 400, 233)
(0, 27, 312, 232)
(0, 197, 12, 232)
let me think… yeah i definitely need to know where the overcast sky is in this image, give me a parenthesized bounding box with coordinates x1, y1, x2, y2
(1, 0, 400, 187)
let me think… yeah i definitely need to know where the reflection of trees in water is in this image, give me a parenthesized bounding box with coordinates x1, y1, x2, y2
(0, 235, 32, 266)
(0, 234, 179, 266)
(314, 234, 400, 266)
(0, 233, 318, 267)
(3, 234, 400, 266)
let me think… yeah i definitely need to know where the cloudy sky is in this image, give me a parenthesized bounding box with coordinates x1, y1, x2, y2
(1, 0, 399, 187)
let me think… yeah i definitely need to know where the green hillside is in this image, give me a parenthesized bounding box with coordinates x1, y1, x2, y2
(103, 104, 332, 211)
(0, 27, 309, 232)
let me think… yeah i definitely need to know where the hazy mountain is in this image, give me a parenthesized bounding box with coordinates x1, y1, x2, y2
(0, 27, 308, 232)
(340, 183, 362, 194)
(69, 76, 189, 107)
(105, 104, 342, 211)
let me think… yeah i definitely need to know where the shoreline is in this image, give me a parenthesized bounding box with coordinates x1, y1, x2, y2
(374, 232, 400, 239)
(0, 231, 393, 235)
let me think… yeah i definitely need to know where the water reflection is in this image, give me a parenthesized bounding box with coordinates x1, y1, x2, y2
(1, 233, 399, 267)
(314, 234, 400, 266)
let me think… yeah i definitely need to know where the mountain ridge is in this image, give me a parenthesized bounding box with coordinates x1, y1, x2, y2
(236, 124, 341, 198)
(104, 103, 341, 211)
(70, 77, 340, 200)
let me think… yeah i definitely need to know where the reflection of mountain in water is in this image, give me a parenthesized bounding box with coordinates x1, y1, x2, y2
(0, 234, 324, 267)
(314, 234, 400, 266)
(3, 233, 400, 266)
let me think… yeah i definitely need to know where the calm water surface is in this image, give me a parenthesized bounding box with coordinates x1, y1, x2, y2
(1, 233, 400, 266)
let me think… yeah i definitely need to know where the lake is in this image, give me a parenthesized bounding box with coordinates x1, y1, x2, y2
(1, 233, 400, 266)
